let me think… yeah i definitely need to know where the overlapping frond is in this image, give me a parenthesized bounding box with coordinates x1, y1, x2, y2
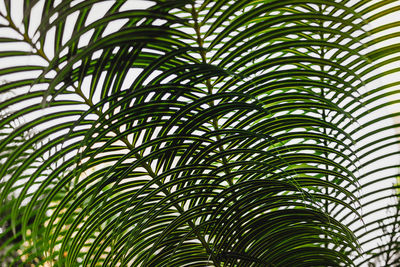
(0, 0, 399, 266)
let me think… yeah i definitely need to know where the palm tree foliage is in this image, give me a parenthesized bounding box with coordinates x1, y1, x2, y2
(1, 0, 400, 266)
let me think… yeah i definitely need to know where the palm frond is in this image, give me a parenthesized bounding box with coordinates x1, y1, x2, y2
(1, 0, 400, 266)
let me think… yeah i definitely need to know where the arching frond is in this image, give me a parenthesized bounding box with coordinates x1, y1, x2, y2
(0, 0, 399, 266)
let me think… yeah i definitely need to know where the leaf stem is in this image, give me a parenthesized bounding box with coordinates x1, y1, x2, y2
(191, 5, 234, 188)
(2, 14, 50, 62)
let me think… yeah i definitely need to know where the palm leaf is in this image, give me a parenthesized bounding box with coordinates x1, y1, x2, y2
(1, 0, 399, 266)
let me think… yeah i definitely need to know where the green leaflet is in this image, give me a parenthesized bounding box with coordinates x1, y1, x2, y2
(1, 0, 400, 266)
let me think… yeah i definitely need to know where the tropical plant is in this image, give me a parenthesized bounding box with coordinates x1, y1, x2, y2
(1, 0, 400, 266)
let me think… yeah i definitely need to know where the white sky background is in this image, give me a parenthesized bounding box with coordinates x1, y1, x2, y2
(352, 0, 400, 257)
(1, 0, 400, 266)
